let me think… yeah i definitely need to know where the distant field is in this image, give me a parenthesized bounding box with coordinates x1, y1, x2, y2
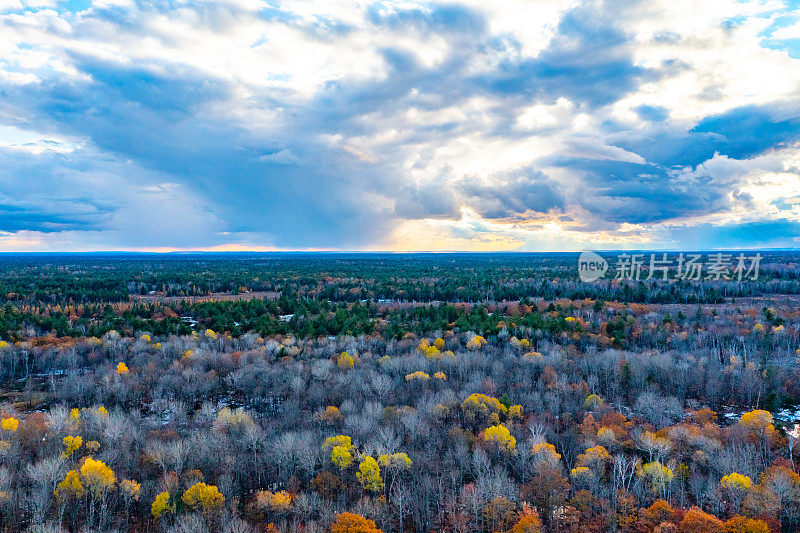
(130, 290, 281, 303)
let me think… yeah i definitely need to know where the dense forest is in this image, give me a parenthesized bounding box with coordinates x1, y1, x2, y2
(0, 253, 797, 532)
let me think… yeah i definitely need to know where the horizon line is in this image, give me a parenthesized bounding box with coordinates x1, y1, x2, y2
(0, 248, 794, 255)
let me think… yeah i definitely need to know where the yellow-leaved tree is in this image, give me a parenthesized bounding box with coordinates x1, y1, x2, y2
(356, 455, 384, 493)
(466, 335, 487, 349)
(337, 351, 355, 369)
(721, 472, 752, 512)
(576, 445, 612, 474)
(484, 425, 517, 454)
(378, 452, 412, 470)
(151, 491, 173, 519)
(324, 435, 355, 469)
(80, 457, 116, 498)
(59, 460, 115, 526)
(1, 417, 18, 432)
(255, 489, 292, 513)
(332, 446, 353, 468)
(120, 479, 140, 500)
(570, 466, 595, 486)
(62, 435, 82, 458)
(120, 479, 140, 515)
(531, 442, 561, 468)
(182, 482, 225, 514)
(378, 452, 412, 507)
(721, 472, 752, 491)
(723, 516, 769, 533)
(638, 461, 673, 499)
(739, 409, 776, 466)
(586, 394, 604, 408)
(461, 393, 508, 425)
(418, 339, 441, 359)
(55, 470, 85, 500)
(740, 410, 774, 436)
(214, 407, 255, 431)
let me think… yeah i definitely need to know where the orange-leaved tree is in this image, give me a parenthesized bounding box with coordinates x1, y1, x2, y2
(330, 512, 382, 533)
(723, 516, 770, 533)
(511, 511, 542, 533)
(679, 507, 724, 533)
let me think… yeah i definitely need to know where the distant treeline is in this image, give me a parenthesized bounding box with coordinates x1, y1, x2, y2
(0, 253, 798, 341)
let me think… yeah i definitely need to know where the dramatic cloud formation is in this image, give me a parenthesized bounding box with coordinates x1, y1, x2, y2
(0, 0, 799, 250)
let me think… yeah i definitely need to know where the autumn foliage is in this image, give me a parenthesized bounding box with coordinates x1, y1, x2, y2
(0, 257, 798, 532)
(330, 512, 382, 533)
(181, 482, 224, 514)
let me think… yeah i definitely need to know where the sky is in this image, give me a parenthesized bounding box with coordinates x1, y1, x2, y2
(0, 0, 799, 251)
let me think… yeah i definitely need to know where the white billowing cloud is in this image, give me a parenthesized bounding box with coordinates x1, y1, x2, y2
(0, 0, 22, 12)
(516, 98, 575, 130)
(769, 19, 800, 40)
(614, 0, 800, 123)
(0, 0, 798, 250)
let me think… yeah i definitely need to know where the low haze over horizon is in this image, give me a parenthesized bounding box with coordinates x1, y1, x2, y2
(1, 0, 800, 251)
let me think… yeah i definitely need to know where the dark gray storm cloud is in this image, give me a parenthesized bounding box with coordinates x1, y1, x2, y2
(461, 169, 565, 220)
(611, 103, 800, 168)
(473, 3, 654, 108)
